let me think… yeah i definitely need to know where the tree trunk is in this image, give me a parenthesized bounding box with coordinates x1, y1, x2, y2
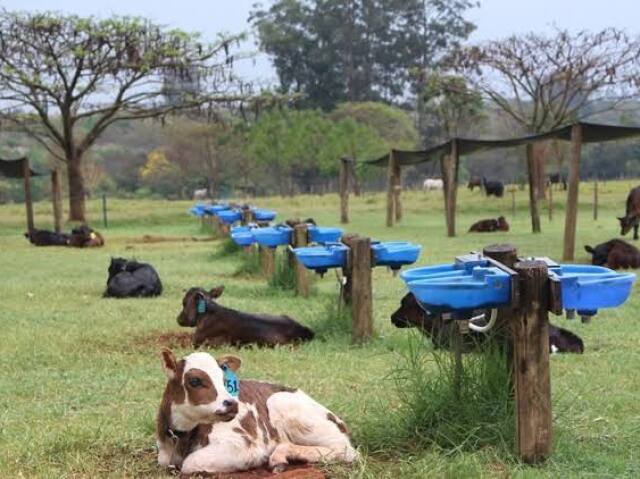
(67, 152, 86, 222)
(526, 144, 541, 233)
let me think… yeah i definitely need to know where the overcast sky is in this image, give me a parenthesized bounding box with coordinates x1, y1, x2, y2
(3, 0, 639, 84)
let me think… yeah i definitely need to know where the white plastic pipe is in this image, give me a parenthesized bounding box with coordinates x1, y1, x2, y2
(468, 308, 498, 333)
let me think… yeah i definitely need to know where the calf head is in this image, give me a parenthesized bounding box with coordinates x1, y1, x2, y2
(108, 257, 129, 280)
(618, 215, 637, 236)
(497, 216, 509, 231)
(584, 244, 608, 266)
(391, 293, 432, 330)
(177, 286, 225, 327)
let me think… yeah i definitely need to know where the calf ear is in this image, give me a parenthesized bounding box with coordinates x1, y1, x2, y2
(217, 354, 242, 372)
(584, 245, 594, 253)
(209, 285, 225, 299)
(160, 348, 178, 380)
(184, 292, 201, 325)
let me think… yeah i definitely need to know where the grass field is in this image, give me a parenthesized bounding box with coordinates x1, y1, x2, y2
(1, 180, 639, 478)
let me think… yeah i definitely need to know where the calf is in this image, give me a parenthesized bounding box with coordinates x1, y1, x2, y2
(423, 178, 443, 191)
(391, 293, 584, 354)
(482, 177, 504, 198)
(104, 257, 163, 298)
(24, 229, 70, 246)
(157, 349, 358, 475)
(468, 216, 509, 233)
(584, 239, 640, 269)
(177, 287, 315, 347)
(467, 176, 482, 191)
(68, 224, 105, 247)
(618, 186, 640, 240)
(547, 173, 567, 190)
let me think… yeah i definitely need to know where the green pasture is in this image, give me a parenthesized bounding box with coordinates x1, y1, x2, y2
(1, 180, 639, 478)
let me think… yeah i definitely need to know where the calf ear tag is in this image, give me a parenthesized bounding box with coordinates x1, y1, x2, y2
(221, 364, 239, 397)
(196, 298, 206, 314)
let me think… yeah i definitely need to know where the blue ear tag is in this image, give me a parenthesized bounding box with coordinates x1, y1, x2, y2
(222, 365, 240, 397)
(197, 298, 206, 314)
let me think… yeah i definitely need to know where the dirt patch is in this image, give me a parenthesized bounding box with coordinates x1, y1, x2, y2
(192, 465, 325, 479)
(136, 330, 193, 349)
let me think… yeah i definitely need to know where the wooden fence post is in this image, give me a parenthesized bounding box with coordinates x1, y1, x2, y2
(386, 151, 395, 227)
(513, 260, 553, 464)
(293, 224, 310, 297)
(562, 124, 583, 261)
(510, 187, 516, 218)
(548, 182, 553, 221)
(242, 208, 254, 225)
(22, 158, 34, 235)
(593, 180, 598, 221)
(441, 141, 458, 237)
(51, 169, 63, 233)
(393, 161, 402, 222)
(347, 236, 373, 343)
(102, 194, 108, 228)
(259, 246, 275, 278)
(526, 143, 542, 233)
(339, 157, 349, 224)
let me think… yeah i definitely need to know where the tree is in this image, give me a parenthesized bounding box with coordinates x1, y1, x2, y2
(0, 11, 243, 221)
(454, 28, 639, 232)
(250, 0, 476, 109)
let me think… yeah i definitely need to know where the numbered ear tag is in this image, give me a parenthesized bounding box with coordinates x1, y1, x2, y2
(196, 298, 206, 314)
(222, 364, 239, 397)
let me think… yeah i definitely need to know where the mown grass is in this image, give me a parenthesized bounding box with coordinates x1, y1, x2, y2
(1, 180, 640, 478)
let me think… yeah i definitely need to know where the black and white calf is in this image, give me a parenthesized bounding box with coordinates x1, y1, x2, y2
(157, 349, 358, 475)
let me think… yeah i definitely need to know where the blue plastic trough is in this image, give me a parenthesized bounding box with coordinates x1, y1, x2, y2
(308, 226, 344, 244)
(189, 204, 206, 217)
(548, 264, 636, 315)
(253, 209, 277, 222)
(209, 203, 230, 213)
(252, 225, 292, 248)
(217, 209, 242, 224)
(293, 242, 349, 273)
(401, 263, 511, 312)
(230, 226, 255, 247)
(372, 241, 421, 270)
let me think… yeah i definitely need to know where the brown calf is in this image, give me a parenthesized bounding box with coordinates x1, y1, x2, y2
(469, 216, 510, 233)
(177, 287, 315, 348)
(618, 186, 640, 240)
(585, 239, 640, 269)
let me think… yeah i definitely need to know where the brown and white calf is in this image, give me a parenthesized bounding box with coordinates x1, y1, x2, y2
(157, 349, 358, 475)
(177, 287, 315, 347)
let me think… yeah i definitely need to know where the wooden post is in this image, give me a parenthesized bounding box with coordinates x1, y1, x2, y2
(393, 161, 402, 222)
(102, 194, 108, 228)
(593, 179, 598, 221)
(512, 260, 552, 464)
(22, 158, 34, 235)
(562, 124, 582, 261)
(339, 157, 349, 224)
(259, 246, 275, 278)
(526, 143, 542, 233)
(293, 224, 310, 297)
(441, 141, 457, 237)
(510, 187, 516, 218)
(51, 169, 63, 233)
(547, 182, 553, 221)
(242, 208, 254, 225)
(441, 155, 450, 235)
(347, 236, 373, 343)
(386, 151, 395, 227)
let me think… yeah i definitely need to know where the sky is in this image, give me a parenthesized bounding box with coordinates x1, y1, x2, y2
(3, 0, 640, 84)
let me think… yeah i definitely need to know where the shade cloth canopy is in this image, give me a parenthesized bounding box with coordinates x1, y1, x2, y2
(367, 122, 640, 167)
(0, 157, 43, 178)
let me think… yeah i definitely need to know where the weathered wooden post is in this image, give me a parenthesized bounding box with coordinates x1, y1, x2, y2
(563, 124, 583, 261)
(512, 260, 553, 464)
(259, 246, 275, 278)
(593, 180, 599, 221)
(51, 169, 63, 233)
(22, 158, 35, 235)
(292, 224, 310, 297)
(393, 160, 402, 222)
(547, 182, 553, 221)
(242, 208, 254, 226)
(526, 143, 542, 233)
(102, 194, 108, 228)
(339, 157, 349, 224)
(441, 141, 458, 237)
(386, 151, 395, 227)
(509, 186, 517, 218)
(345, 236, 373, 343)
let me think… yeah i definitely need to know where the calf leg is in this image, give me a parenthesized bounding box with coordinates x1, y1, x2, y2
(268, 443, 354, 472)
(634, 223, 639, 240)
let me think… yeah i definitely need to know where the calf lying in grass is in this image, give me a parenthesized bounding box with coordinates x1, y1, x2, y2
(157, 349, 358, 475)
(391, 293, 584, 354)
(104, 257, 163, 298)
(177, 286, 315, 347)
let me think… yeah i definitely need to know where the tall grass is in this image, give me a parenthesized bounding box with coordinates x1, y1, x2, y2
(268, 251, 296, 290)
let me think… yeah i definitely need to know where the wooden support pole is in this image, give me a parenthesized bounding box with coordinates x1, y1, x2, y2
(441, 141, 457, 237)
(51, 169, 63, 233)
(513, 260, 552, 464)
(259, 246, 275, 278)
(548, 181, 553, 221)
(562, 124, 582, 261)
(593, 179, 599, 221)
(339, 157, 349, 224)
(347, 236, 373, 343)
(293, 224, 310, 297)
(386, 151, 395, 227)
(22, 158, 34, 234)
(510, 187, 516, 218)
(440, 155, 450, 235)
(242, 208, 255, 225)
(393, 161, 402, 222)
(102, 194, 108, 228)
(526, 143, 542, 233)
